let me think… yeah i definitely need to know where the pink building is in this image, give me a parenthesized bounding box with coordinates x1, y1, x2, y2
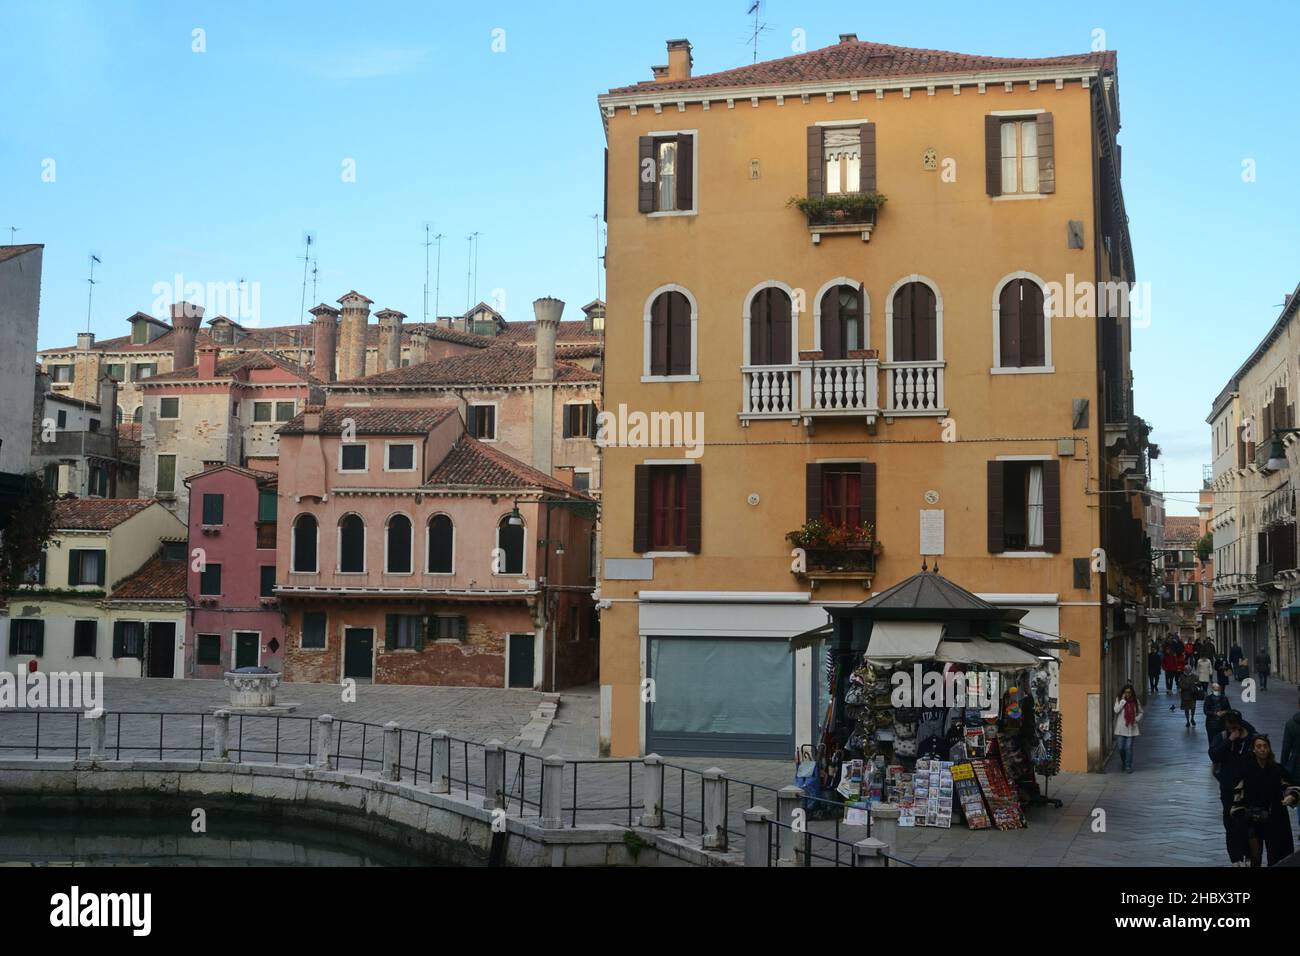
(275, 406, 597, 689)
(183, 464, 285, 676)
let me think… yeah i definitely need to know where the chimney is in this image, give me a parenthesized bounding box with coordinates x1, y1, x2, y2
(375, 308, 406, 372)
(408, 327, 430, 365)
(532, 297, 564, 382)
(170, 301, 204, 369)
(665, 39, 692, 81)
(97, 371, 117, 423)
(839, 33, 858, 43)
(337, 290, 373, 382)
(76, 332, 95, 350)
(302, 407, 322, 432)
(308, 303, 340, 382)
(197, 344, 219, 379)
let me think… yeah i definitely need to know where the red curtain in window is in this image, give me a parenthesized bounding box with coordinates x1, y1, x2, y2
(821, 471, 862, 528)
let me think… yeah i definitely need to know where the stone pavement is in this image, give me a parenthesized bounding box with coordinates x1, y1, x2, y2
(2, 675, 1297, 866)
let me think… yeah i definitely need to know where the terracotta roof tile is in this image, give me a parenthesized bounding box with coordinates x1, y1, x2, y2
(277, 406, 457, 436)
(110, 553, 186, 601)
(1162, 516, 1202, 548)
(499, 321, 600, 344)
(427, 436, 584, 495)
(183, 463, 278, 486)
(54, 498, 157, 530)
(344, 343, 598, 388)
(144, 349, 321, 384)
(606, 39, 1116, 96)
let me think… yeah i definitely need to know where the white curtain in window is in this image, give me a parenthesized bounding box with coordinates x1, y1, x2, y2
(823, 128, 861, 194)
(1020, 121, 1039, 193)
(1001, 121, 1019, 193)
(1027, 464, 1045, 548)
(657, 141, 677, 211)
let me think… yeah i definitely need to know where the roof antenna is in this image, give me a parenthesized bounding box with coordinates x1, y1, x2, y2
(298, 231, 315, 323)
(746, 1, 771, 64)
(7, 226, 18, 246)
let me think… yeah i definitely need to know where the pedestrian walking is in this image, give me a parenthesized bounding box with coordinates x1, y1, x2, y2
(1230, 640, 1246, 682)
(1196, 654, 1214, 696)
(1179, 665, 1200, 727)
(1146, 644, 1162, 694)
(1255, 648, 1271, 691)
(1112, 684, 1143, 772)
(1204, 684, 1230, 745)
(1229, 735, 1300, 867)
(1282, 696, 1300, 828)
(1209, 711, 1258, 865)
(1215, 655, 1232, 689)
(1163, 646, 1181, 696)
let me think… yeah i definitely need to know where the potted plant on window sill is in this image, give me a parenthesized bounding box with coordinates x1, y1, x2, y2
(786, 519, 881, 572)
(787, 193, 886, 243)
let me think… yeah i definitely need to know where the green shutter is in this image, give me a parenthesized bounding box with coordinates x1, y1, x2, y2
(34, 621, 44, 656)
(95, 551, 105, 586)
(112, 621, 126, 658)
(457, 616, 468, 641)
(385, 614, 397, 650)
(67, 550, 81, 586)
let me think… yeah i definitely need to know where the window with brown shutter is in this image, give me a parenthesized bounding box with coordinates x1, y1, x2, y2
(891, 282, 937, 362)
(642, 465, 689, 551)
(638, 134, 696, 214)
(806, 463, 823, 523)
(859, 122, 877, 193)
(989, 460, 1060, 553)
(749, 288, 792, 366)
(987, 115, 1052, 197)
(985, 116, 1002, 196)
(1036, 113, 1055, 194)
(987, 461, 1005, 553)
(633, 464, 651, 552)
(649, 290, 692, 376)
(807, 125, 825, 198)
(998, 279, 1046, 368)
(684, 465, 702, 554)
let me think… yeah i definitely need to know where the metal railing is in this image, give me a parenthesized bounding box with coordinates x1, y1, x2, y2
(0, 709, 913, 864)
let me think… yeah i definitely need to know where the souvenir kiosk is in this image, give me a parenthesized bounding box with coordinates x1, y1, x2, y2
(795, 567, 1065, 831)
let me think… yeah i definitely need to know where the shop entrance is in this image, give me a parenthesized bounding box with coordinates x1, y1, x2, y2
(644, 637, 794, 759)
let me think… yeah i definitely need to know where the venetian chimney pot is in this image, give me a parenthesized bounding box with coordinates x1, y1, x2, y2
(337, 291, 373, 382)
(76, 332, 96, 350)
(197, 344, 219, 379)
(308, 303, 341, 383)
(666, 39, 692, 81)
(532, 297, 563, 382)
(408, 327, 429, 366)
(170, 301, 204, 370)
(375, 308, 406, 372)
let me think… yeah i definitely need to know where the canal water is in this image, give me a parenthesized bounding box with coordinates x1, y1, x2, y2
(0, 808, 464, 866)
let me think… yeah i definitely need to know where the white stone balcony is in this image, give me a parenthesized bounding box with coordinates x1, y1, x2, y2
(882, 360, 947, 417)
(742, 354, 949, 424)
(741, 364, 800, 419)
(800, 355, 880, 424)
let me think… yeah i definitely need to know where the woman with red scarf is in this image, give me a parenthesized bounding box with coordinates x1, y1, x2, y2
(1112, 684, 1144, 772)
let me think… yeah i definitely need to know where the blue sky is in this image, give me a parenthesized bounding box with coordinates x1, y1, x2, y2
(3, 0, 1296, 515)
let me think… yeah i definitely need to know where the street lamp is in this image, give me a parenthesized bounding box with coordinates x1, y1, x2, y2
(507, 505, 524, 527)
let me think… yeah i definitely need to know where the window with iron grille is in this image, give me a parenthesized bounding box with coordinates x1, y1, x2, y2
(159, 397, 180, 419)
(8, 619, 44, 656)
(301, 612, 326, 649)
(73, 620, 97, 657)
(197, 634, 222, 665)
(340, 444, 367, 471)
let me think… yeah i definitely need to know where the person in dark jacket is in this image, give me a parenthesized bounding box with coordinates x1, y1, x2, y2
(1179, 665, 1199, 727)
(1203, 684, 1230, 744)
(1255, 649, 1271, 691)
(1230, 640, 1246, 681)
(1215, 655, 1232, 689)
(1229, 735, 1300, 867)
(1209, 711, 1257, 865)
(1146, 644, 1162, 694)
(1283, 698, 1300, 827)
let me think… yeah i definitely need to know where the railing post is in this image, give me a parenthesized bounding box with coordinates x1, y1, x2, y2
(313, 714, 335, 769)
(87, 711, 106, 761)
(776, 785, 803, 866)
(482, 740, 505, 810)
(540, 755, 564, 828)
(381, 721, 400, 781)
(743, 806, 771, 867)
(640, 753, 664, 827)
(853, 836, 889, 868)
(701, 767, 727, 850)
(872, 802, 901, 853)
(430, 730, 450, 793)
(211, 710, 231, 762)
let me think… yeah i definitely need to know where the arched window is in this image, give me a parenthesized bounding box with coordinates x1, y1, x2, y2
(749, 287, 793, 365)
(891, 281, 938, 362)
(132, 406, 143, 424)
(819, 284, 865, 360)
(386, 514, 412, 574)
(115, 406, 124, 426)
(292, 514, 318, 573)
(648, 289, 692, 376)
(996, 277, 1047, 369)
(338, 514, 365, 573)
(428, 514, 454, 574)
(496, 515, 524, 575)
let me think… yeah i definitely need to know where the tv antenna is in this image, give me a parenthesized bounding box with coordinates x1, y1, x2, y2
(423, 224, 433, 324)
(465, 232, 480, 312)
(591, 214, 604, 301)
(298, 232, 315, 323)
(745, 1, 772, 63)
(6, 226, 18, 245)
(85, 253, 102, 332)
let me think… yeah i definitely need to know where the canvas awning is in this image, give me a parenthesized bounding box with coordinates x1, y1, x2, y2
(934, 637, 1044, 671)
(1230, 602, 1265, 617)
(863, 621, 944, 663)
(788, 621, 833, 652)
(1283, 599, 1300, 618)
